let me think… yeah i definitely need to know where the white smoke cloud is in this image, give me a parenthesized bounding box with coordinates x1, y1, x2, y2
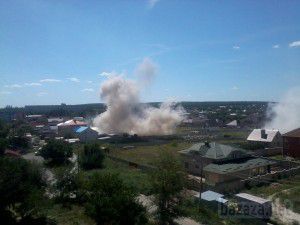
(135, 57, 158, 85)
(93, 59, 185, 135)
(265, 87, 300, 133)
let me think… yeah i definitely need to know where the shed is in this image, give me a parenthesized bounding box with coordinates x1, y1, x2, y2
(235, 193, 272, 219)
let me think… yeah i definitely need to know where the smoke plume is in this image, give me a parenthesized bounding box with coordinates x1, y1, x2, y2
(93, 59, 186, 135)
(265, 87, 300, 133)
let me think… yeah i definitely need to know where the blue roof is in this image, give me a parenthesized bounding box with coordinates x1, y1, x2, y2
(75, 126, 88, 133)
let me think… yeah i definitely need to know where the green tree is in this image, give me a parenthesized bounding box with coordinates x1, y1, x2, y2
(54, 168, 85, 204)
(150, 150, 186, 225)
(40, 140, 72, 164)
(0, 157, 49, 224)
(85, 172, 147, 225)
(79, 143, 105, 170)
(0, 138, 8, 155)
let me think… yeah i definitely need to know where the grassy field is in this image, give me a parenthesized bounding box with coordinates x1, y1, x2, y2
(46, 204, 96, 225)
(108, 141, 191, 166)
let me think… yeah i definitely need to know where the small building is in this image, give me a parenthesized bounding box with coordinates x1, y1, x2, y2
(226, 120, 238, 127)
(235, 193, 272, 219)
(57, 119, 88, 137)
(282, 128, 300, 158)
(75, 126, 99, 142)
(247, 129, 282, 148)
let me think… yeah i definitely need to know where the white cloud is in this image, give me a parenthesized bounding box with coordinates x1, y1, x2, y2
(99, 71, 115, 77)
(0, 91, 12, 95)
(289, 40, 300, 48)
(87, 80, 93, 84)
(232, 86, 239, 90)
(37, 92, 48, 97)
(40, 79, 61, 83)
(272, 44, 280, 49)
(81, 88, 94, 92)
(148, 0, 160, 9)
(25, 82, 42, 86)
(67, 77, 80, 82)
(233, 45, 240, 50)
(4, 84, 22, 88)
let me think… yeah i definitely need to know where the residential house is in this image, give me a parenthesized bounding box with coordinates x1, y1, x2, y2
(180, 142, 277, 192)
(180, 142, 249, 176)
(247, 129, 282, 148)
(282, 128, 300, 158)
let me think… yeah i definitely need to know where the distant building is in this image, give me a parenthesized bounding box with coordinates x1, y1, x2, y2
(247, 129, 282, 148)
(226, 120, 238, 127)
(75, 126, 99, 142)
(282, 128, 300, 158)
(57, 119, 88, 137)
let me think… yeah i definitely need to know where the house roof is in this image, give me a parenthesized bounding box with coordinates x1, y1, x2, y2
(200, 190, 224, 201)
(75, 126, 88, 133)
(203, 157, 276, 174)
(283, 128, 300, 138)
(57, 119, 87, 127)
(180, 142, 247, 160)
(226, 120, 237, 126)
(235, 193, 270, 204)
(247, 129, 280, 143)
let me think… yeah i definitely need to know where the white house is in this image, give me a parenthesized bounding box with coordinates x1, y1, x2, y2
(247, 129, 282, 147)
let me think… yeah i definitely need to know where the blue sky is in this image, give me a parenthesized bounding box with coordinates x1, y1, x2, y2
(1, 0, 300, 107)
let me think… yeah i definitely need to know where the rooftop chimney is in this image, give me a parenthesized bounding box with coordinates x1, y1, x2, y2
(204, 141, 210, 148)
(261, 129, 267, 139)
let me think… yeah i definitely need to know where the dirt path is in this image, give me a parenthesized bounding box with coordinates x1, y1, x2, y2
(137, 194, 202, 225)
(271, 198, 300, 224)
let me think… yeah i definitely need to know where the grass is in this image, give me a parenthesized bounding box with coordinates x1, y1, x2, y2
(108, 141, 191, 166)
(45, 204, 95, 225)
(81, 158, 152, 194)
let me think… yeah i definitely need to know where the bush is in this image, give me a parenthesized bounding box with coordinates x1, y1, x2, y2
(40, 140, 73, 165)
(79, 143, 104, 170)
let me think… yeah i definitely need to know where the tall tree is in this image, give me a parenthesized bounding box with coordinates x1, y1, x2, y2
(150, 150, 187, 225)
(85, 172, 147, 225)
(0, 157, 49, 224)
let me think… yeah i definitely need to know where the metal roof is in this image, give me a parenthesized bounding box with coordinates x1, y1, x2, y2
(180, 142, 247, 160)
(235, 193, 270, 204)
(199, 190, 224, 201)
(247, 129, 280, 143)
(283, 128, 300, 138)
(226, 120, 237, 126)
(203, 157, 276, 174)
(75, 126, 88, 133)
